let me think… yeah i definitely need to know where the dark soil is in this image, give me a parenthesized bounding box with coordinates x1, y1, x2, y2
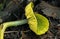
(0, 0, 60, 39)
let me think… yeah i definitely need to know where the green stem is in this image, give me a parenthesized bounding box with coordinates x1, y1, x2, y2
(0, 19, 27, 39)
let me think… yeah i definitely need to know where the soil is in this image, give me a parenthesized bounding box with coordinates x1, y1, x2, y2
(0, 0, 60, 39)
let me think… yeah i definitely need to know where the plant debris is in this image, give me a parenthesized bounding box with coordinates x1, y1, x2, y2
(0, 0, 60, 39)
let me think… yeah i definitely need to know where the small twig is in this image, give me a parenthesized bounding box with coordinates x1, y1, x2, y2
(4, 31, 19, 33)
(23, 30, 30, 32)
